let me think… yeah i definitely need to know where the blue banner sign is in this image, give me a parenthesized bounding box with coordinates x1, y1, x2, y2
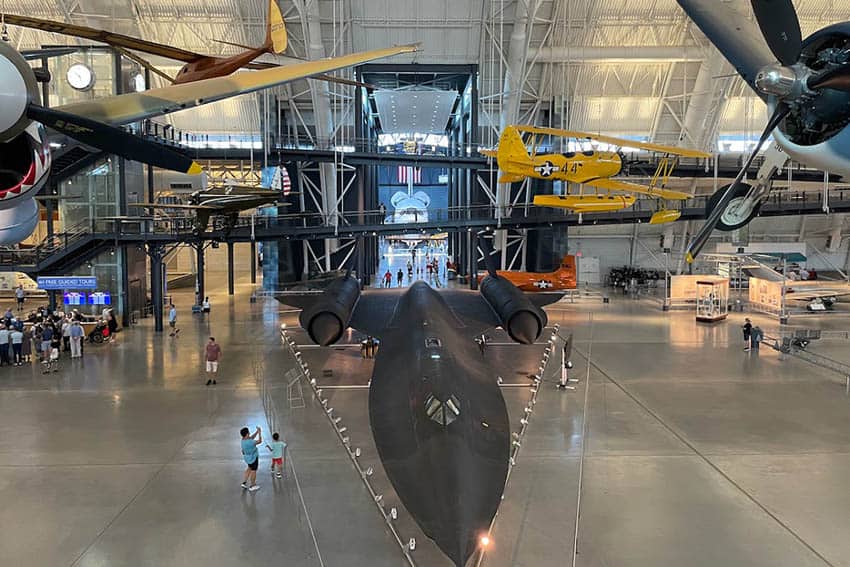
(63, 292, 85, 306)
(89, 291, 111, 306)
(37, 276, 98, 290)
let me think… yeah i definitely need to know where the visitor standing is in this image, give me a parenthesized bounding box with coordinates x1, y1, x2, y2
(202, 296, 211, 314)
(62, 318, 72, 353)
(396, 269, 404, 287)
(742, 318, 752, 351)
(240, 426, 262, 492)
(21, 326, 32, 363)
(266, 432, 287, 479)
(15, 285, 25, 311)
(204, 337, 222, 386)
(0, 325, 9, 366)
(168, 304, 179, 337)
(383, 270, 392, 288)
(10, 327, 23, 366)
(751, 326, 764, 352)
(69, 321, 83, 358)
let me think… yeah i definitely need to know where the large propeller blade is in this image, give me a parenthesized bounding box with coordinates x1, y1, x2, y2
(685, 103, 791, 263)
(750, 0, 802, 66)
(26, 105, 202, 175)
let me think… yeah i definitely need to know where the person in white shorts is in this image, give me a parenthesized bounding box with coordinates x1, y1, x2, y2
(205, 336, 222, 386)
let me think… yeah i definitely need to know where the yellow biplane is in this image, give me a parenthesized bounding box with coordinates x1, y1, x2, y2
(481, 125, 711, 224)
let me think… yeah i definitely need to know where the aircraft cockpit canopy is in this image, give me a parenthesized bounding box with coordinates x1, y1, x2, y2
(425, 393, 461, 427)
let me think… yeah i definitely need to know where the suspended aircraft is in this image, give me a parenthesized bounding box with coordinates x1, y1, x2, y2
(677, 0, 850, 262)
(481, 125, 710, 224)
(1, 0, 361, 89)
(477, 253, 577, 292)
(132, 183, 293, 234)
(0, 35, 417, 245)
(279, 235, 563, 566)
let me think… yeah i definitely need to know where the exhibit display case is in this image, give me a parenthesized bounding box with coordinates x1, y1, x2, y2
(695, 278, 729, 322)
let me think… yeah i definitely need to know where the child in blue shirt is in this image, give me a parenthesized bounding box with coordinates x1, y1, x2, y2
(266, 432, 287, 479)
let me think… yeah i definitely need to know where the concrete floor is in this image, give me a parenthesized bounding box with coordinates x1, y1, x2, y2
(1, 275, 849, 566)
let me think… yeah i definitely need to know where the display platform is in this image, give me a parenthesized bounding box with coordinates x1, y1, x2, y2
(269, 326, 557, 566)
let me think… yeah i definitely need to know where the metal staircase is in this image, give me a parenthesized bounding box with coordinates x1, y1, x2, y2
(50, 145, 104, 181)
(0, 221, 111, 274)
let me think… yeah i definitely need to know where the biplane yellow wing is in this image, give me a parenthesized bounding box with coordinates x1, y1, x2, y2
(514, 125, 712, 159)
(584, 178, 692, 201)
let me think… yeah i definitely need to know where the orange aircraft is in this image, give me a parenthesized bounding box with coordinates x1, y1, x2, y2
(478, 254, 577, 292)
(3, 1, 354, 87)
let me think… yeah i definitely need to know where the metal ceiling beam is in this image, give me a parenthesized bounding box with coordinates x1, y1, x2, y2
(532, 46, 705, 63)
(679, 51, 735, 151)
(292, 0, 342, 271)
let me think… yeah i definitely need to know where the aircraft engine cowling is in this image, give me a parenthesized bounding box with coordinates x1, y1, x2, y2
(480, 275, 547, 345)
(299, 276, 361, 346)
(0, 42, 39, 143)
(772, 23, 850, 178)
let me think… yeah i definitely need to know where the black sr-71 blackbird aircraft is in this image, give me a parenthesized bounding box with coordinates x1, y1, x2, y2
(280, 239, 564, 566)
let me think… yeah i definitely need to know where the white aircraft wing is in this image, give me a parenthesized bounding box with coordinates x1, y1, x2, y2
(57, 44, 418, 126)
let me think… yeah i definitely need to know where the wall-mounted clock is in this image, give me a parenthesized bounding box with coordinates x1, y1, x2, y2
(66, 63, 95, 91)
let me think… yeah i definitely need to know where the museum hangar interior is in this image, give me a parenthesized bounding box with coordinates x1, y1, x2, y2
(0, 1, 850, 566)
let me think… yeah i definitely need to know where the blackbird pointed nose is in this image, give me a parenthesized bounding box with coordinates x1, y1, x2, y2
(507, 310, 541, 344)
(307, 312, 343, 346)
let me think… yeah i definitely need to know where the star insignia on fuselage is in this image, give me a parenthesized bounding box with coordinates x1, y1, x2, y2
(534, 280, 553, 289)
(534, 161, 559, 177)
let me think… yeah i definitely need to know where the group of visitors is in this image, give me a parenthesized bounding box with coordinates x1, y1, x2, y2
(742, 318, 765, 352)
(778, 266, 818, 281)
(0, 303, 120, 367)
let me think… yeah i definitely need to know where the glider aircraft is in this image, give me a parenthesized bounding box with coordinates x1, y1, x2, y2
(0, 28, 416, 245)
(482, 125, 710, 224)
(1, 0, 362, 89)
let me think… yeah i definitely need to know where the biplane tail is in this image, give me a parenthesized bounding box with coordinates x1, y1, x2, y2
(498, 126, 531, 164)
(265, 0, 288, 54)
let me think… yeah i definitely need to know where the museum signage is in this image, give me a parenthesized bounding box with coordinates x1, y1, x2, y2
(37, 276, 98, 290)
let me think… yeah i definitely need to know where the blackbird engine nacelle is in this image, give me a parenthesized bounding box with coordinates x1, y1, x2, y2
(298, 276, 361, 346)
(480, 275, 547, 345)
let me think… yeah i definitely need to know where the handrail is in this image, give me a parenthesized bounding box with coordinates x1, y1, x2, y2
(4, 187, 850, 270)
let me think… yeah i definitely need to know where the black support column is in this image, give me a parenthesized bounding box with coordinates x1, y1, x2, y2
(148, 244, 165, 332)
(227, 242, 235, 295)
(196, 243, 205, 305)
(250, 241, 257, 284)
(469, 231, 478, 290)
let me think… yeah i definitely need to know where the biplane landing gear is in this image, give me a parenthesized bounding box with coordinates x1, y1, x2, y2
(706, 182, 761, 231)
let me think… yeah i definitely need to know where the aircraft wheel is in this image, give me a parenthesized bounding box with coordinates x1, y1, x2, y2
(706, 183, 761, 231)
